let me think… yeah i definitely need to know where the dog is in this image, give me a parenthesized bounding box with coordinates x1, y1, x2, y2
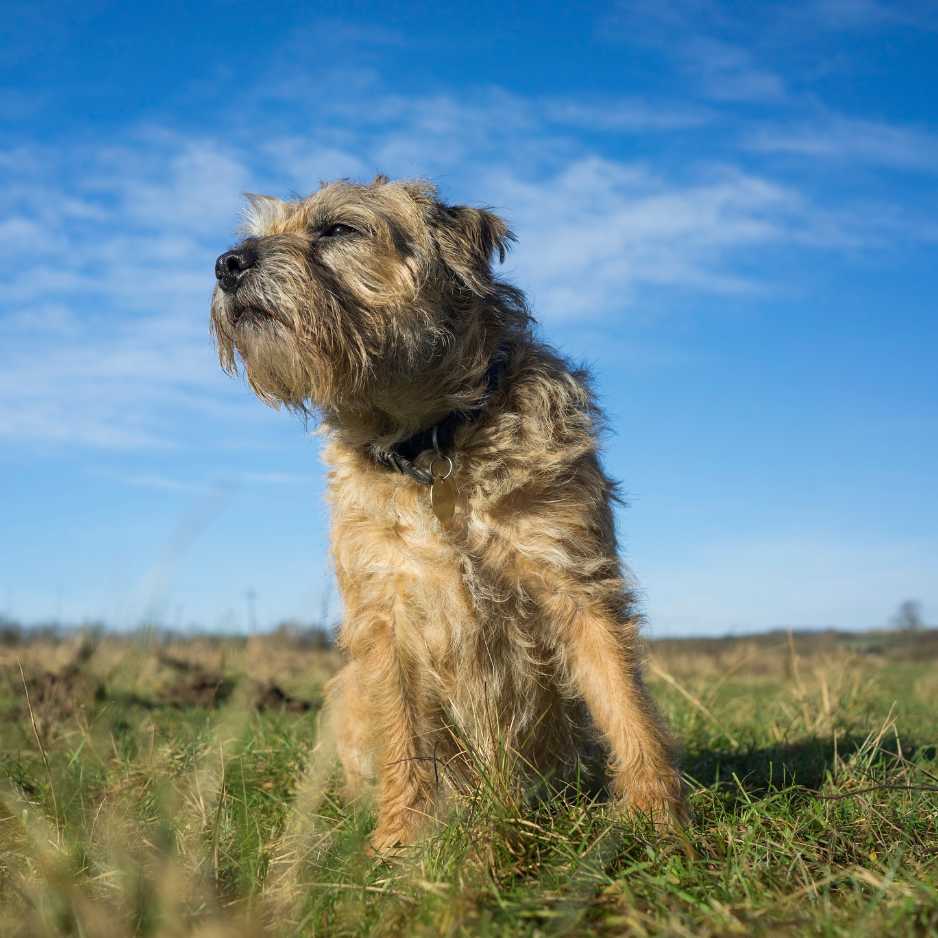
(211, 176, 684, 851)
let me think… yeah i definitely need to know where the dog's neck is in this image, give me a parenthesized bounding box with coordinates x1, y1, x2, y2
(360, 345, 510, 485)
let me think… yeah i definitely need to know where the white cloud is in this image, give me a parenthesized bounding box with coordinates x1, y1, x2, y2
(94, 135, 251, 235)
(110, 470, 317, 495)
(542, 98, 712, 131)
(258, 139, 370, 192)
(119, 473, 213, 494)
(747, 115, 938, 172)
(1, 79, 931, 449)
(0, 303, 81, 335)
(605, 4, 786, 102)
(0, 216, 58, 253)
(679, 37, 786, 102)
(803, 0, 928, 29)
(240, 471, 318, 485)
(612, 0, 929, 38)
(486, 159, 816, 318)
(0, 401, 173, 450)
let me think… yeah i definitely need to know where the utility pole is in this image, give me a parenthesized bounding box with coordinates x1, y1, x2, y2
(245, 588, 258, 635)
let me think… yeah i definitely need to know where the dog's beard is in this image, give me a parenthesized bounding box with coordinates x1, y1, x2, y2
(211, 296, 301, 405)
(210, 262, 455, 421)
(211, 279, 377, 412)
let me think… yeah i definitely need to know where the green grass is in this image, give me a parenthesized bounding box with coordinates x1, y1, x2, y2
(1, 631, 936, 936)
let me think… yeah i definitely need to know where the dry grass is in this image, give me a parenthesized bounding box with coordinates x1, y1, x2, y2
(1, 628, 936, 936)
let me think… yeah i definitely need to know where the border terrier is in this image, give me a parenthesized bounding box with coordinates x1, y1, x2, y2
(211, 176, 685, 851)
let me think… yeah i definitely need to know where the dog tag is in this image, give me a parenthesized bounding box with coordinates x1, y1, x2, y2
(430, 475, 457, 524)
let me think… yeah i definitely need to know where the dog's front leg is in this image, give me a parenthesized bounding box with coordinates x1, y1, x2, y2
(355, 618, 437, 853)
(555, 597, 686, 825)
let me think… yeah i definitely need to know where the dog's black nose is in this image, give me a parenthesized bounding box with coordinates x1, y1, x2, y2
(215, 243, 258, 293)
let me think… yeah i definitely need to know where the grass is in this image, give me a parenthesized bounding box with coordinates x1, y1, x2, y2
(1, 628, 936, 936)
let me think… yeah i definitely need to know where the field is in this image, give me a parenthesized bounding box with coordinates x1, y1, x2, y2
(1, 627, 936, 937)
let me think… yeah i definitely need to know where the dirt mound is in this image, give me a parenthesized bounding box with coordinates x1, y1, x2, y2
(6, 644, 321, 724)
(252, 680, 318, 712)
(9, 639, 100, 735)
(155, 652, 235, 707)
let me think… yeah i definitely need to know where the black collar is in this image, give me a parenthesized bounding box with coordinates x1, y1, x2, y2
(366, 347, 510, 485)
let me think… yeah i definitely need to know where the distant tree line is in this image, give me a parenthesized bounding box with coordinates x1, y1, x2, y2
(0, 614, 335, 647)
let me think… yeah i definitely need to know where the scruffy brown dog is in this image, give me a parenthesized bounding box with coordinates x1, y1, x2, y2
(211, 176, 684, 851)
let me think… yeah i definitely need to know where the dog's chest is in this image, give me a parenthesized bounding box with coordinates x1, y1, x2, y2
(378, 484, 479, 652)
(329, 464, 507, 665)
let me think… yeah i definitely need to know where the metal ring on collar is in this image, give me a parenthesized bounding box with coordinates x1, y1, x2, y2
(429, 454, 454, 481)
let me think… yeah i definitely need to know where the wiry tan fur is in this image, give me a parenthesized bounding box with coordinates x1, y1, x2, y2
(210, 176, 685, 851)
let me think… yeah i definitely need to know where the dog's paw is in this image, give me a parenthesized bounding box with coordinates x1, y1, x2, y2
(368, 819, 421, 858)
(613, 771, 688, 830)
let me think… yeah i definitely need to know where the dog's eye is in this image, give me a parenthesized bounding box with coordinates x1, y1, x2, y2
(319, 223, 359, 239)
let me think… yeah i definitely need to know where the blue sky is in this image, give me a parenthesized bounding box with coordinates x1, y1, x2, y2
(2, 0, 936, 636)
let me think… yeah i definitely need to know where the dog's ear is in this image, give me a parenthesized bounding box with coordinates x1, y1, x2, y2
(435, 205, 514, 296)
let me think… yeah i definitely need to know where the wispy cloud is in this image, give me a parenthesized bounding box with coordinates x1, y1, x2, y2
(115, 470, 317, 494)
(613, 0, 930, 37)
(747, 115, 938, 172)
(809, 0, 894, 26)
(4, 8, 937, 634)
(678, 37, 786, 102)
(239, 470, 318, 485)
(799, 0, 933, 30)
(119, 473, 216, 494)
(1, 67, 932, 450)
(606, 2, 787, 102)
(542, 97, 713, 131)
(485, 159, 813, 318)
(0, 135, 259, 450)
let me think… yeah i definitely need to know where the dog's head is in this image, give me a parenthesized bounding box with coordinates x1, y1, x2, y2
(210, 177, 515, 416)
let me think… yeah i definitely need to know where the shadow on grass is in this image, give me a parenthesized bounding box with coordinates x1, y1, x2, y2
(684, 734, 936, 802)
